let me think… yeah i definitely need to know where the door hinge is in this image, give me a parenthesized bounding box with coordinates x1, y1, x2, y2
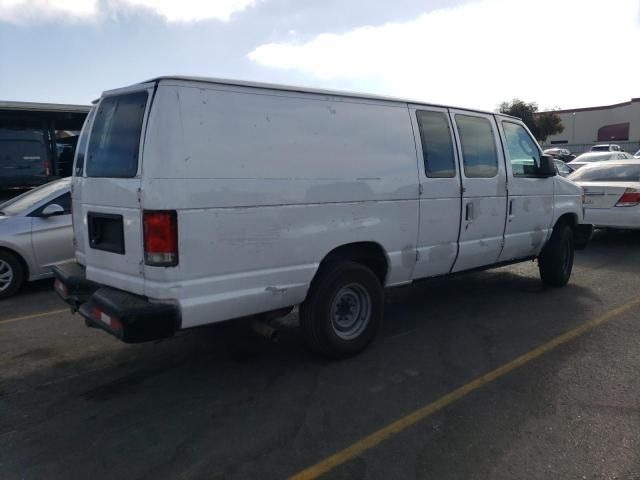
(138, 260, 145, 277)
(418, 184, 424, 196)
(416, 250, 420, 262)
(137, 188, 142, 203)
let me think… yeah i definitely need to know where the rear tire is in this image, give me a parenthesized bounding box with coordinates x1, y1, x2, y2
(539, 223, 574, 287)
(300, 262, 383, 359)
(0, 250, 25, 300)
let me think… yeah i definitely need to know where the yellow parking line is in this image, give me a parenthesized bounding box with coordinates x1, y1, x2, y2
(0, 308, 69, 326)
(289, 297, 640, 480)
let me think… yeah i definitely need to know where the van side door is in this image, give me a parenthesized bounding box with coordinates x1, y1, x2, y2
(497, 119, 554, 260)
(410, 106, 462, 279)
(450, 110, 508, 272)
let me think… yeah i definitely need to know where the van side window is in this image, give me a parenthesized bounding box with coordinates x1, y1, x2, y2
(416, 110, 456, 178)
(455, 115, 498, 178)
(74, 107, 96, 176)
(502, 121, 541, 176)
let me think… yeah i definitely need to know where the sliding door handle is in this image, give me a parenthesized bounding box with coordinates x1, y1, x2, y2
(465, 202, 474, 221)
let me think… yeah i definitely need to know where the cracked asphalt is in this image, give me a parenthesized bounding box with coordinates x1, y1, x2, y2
(1, 229, 640, 479)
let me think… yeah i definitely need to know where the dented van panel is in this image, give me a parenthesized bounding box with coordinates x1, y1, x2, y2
(64, 76, 587, 345)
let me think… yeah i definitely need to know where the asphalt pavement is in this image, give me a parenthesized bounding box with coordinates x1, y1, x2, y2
(1, 229, 639, 480)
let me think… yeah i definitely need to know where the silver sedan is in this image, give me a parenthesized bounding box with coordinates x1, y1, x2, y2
(0, 178, 73, 299)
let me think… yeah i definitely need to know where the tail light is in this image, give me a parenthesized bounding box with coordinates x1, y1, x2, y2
(143, 210, 178, 266)
(615, 189, 640, 207)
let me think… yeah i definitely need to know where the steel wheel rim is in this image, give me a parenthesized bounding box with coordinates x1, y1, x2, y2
(0, 259, 14, 293)
(330, 283, 371, 340)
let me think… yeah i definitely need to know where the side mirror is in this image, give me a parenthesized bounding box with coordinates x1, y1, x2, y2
(41, 204, 65, 217)
(537, 155, 557, 178)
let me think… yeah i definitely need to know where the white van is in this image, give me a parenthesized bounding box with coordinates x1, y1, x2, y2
(54, 77, 592, 358)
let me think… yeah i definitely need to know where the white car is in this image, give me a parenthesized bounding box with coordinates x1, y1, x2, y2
(569, 160, 640, 230)
(591, 144, 622, 152)
(0, 178, 73, 298)
(634, 149, 640, 159)
(53, 77, 590, 358)
(568, 151, 635, 170)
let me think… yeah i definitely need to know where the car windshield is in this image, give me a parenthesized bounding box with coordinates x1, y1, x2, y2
(572, 153, 615, 163)
(0, 178, 70, 216)
(569, 163, 640, 182)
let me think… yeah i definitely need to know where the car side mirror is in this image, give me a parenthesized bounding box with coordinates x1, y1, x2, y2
(41, 204, 65, 217)
(537, 155, 557, 178)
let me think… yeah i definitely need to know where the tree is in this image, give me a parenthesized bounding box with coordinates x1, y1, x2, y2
(534, 111, 564, 144)
(497, 98, 564, 143)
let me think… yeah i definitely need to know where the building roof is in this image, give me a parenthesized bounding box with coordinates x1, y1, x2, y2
(541, 98, 640, 115)
(0, 101, 91, 114)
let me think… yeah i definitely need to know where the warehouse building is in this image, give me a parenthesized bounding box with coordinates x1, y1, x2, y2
(541, 97, 640, 154)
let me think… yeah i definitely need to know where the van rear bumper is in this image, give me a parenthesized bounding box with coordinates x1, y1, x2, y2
(53, 262, 179, 343)
(53, 262, 99, 310)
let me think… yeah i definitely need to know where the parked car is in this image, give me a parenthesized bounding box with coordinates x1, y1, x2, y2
(544, 148, 576, 163)
(553, 158, 575, 177)
(0, 177, 72, 299)
(569, 161, 640, 230)
(568, 151, 635, 170)
(53, 77, 591, 358)
(591, 144, 622, 152)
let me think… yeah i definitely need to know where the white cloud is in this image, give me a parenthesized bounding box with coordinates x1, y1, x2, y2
(115, 0, 258, 22)
(0, 0, 257, 23)
(249, 0, 640, 110)
(0, 0, 98, 22)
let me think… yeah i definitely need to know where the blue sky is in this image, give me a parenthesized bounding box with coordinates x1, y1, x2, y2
(1, 0, 639, 110)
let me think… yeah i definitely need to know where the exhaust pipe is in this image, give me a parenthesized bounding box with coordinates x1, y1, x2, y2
(251, 320, 280, 343)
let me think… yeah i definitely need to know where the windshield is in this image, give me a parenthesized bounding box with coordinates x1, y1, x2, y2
(0, 178, 70, 216)
(86, 91, 148, 178)
(569, 163, 640, 182)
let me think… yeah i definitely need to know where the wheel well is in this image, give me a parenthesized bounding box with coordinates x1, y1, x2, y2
(0, 247, 29, 278)
(317, 242, 389, 285)
(555, 213, 577, 230)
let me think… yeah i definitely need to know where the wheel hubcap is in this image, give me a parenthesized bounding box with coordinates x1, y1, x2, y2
(0, 260, 14, 292)
(330, 283, 371, 340)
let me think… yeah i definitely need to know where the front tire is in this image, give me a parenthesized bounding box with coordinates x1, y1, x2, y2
(539, 223, 574, 287)
(0, 250, 25, 300)
(300, 262, 383, 359)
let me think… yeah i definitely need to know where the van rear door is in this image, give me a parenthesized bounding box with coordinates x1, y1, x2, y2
(78, 84, 154, 295)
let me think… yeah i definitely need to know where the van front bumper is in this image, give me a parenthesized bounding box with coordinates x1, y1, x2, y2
(53, 262, 179, 343)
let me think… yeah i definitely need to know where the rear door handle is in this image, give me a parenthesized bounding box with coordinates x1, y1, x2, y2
(465, 202, 474, 221)
(509, 199, 514, 216)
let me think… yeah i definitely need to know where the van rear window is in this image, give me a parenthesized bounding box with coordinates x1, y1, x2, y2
(86, 92, 148, 178)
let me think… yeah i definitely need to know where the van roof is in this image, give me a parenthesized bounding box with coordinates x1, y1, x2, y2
(138, 75, 518, 120)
